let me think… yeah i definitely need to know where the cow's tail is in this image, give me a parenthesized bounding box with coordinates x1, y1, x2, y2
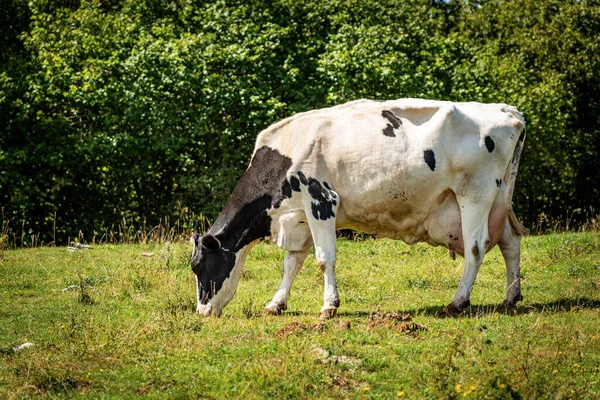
(503, 126, 527, 236)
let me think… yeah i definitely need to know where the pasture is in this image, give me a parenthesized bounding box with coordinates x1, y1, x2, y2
(1, 232, 599, 398)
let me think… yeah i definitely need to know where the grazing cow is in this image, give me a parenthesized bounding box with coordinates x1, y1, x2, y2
(191, 99, 526, 318)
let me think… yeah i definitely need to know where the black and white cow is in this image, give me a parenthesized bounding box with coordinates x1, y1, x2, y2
(191, 99, 526, 318)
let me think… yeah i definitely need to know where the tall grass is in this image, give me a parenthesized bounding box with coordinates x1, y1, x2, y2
(0, 212, 211, 248)
(1, 210, 598, 249)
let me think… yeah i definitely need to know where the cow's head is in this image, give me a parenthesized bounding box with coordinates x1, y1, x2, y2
(190, 233, 243, 316)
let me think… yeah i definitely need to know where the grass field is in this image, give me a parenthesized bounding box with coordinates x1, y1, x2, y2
(1, 232, 600, 399)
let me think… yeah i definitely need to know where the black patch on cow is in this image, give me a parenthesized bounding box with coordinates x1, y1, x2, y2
(424, 149, 436, 171)
(383, 124, 396, 137)
(382, 110, 402, 128)
(282, 179, 292, 199)
(496, 179, 502, 188)
(381, 110, 402, 137)
(485, 136, 495, 153)
(471, 241, 480, 259)
(192, 146, 292, 301)
(290, 175, 301, 192)
(297, 171, 308, 185)
(518, 128, 526, 143)
(307, 178, 337, 220)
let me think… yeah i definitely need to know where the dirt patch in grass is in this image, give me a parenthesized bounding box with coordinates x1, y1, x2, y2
(367, 312, 427, 336)
(331, 373, 363, 390)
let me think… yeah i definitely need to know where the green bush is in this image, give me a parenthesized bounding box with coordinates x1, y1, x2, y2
(1, 0, 599, 244)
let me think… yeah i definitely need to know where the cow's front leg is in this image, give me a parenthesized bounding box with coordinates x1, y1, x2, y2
(304, 217, 338, 318)
(498, 220, 523, 308)
(263, 249, 310, 315)
(311, 220, 339, 319)
(316, 239, 339, 319)
(301, 186, 340, 319)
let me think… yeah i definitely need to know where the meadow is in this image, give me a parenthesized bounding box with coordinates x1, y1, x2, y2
(1, 232, 599, 399)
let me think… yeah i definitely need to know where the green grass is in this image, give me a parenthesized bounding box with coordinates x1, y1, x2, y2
(1, 233, 600, 399)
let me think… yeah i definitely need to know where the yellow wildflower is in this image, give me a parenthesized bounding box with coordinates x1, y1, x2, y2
(463, 384, 477, 396)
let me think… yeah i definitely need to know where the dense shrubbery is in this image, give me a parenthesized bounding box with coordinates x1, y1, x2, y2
(1, 0, 599, 244)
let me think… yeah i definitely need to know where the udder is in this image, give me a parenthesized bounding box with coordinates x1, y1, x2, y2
(424, 189, 508, 259)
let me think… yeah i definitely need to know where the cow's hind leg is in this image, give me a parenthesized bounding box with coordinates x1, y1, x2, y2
(498, 218, 523, 308)
(263, 249, 310, 315)
(447, 190, 497, 314)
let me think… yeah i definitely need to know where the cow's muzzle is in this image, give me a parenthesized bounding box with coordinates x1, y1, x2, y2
(196, 303, 222, 317)
(196, 303, 212, 316)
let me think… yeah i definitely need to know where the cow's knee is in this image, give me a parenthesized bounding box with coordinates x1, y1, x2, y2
(317, 260, 327, 273)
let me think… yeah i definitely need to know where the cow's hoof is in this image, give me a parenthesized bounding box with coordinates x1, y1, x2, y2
(196, 304, 213, 316)
(319, 307, 337, 320)
(196, 307, 221, 317)
(262, 307, 283, 316)
(501, 294, 523, 310)
(444, 300, 470, 316)
(263, 302, 286, 316)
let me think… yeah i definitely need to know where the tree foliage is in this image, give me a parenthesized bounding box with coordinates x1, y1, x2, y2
(1, 0, 599, 244)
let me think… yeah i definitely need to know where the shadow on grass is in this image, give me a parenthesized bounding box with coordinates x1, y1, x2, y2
(335, 297, 600, 319)
(408, 297, 600, 318)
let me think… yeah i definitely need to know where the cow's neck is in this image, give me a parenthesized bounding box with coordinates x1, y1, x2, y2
(209, 146, 292, 252)
(211, 195, 273, 252)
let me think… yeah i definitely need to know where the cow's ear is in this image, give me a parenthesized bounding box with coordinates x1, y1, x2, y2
(201, 234, 221, 251)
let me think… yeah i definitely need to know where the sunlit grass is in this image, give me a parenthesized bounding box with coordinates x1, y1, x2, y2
(1, 233, 600, 398)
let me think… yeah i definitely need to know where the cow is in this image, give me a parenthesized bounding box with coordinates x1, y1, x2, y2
(191, 98, 526, 318)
